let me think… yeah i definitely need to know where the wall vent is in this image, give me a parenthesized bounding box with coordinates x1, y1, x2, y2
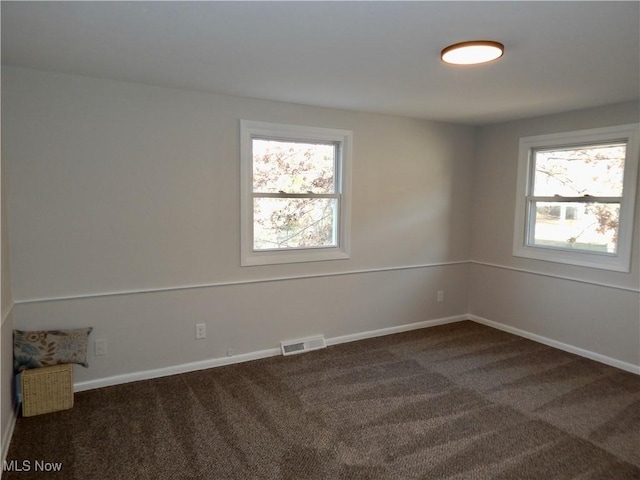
(280, 335, 326, 356)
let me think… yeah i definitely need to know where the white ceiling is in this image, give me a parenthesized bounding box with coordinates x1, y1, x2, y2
(2, 1, 639, 125)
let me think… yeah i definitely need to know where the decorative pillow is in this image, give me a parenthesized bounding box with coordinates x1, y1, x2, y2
(14, 327, 93, 372)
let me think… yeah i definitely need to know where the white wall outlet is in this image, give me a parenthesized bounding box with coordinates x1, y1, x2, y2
(195, 323, 206, 339)
(95, 339, 107, 356)
(437, 290, 445, 302)
(226, 348, 234, 357)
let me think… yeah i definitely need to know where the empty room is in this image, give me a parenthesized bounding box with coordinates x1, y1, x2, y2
(1, 1, 639, 479)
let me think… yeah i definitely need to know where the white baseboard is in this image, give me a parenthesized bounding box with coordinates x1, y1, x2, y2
(74, 314, 468, 392)
(74, 312, 638, 393)
(1, 402, 19, 471)
(74, 346, 281, 392)
(326, 314, 468, 347)
(468, 314, 640, 375)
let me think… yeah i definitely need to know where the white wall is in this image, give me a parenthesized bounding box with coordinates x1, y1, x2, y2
(2, 67, 475, 384)
(470, 102, 640, 369)
(1, 110, 16, 464)
(3, 66, 637, 396)
(1, 312, 14, 464)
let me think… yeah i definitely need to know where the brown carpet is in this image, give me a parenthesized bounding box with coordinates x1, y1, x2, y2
(5, 321, 640, 479)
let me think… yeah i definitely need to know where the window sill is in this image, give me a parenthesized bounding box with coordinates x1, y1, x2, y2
(241, 247, 350, 267)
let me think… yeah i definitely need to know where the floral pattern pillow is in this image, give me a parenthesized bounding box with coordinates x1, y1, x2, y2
(14, 328, 93, 372)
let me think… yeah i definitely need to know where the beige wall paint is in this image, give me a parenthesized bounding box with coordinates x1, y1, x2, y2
(2, 66, 474, 383)
(470, 102, 640, 366)
(469, 265, 640, 366)
(471, 102, 640, 289)
(12, 264, 469, 384)
(3, 67, 474, 301)
(2, 66, 638, 393)
(1, 103, 16, 461)
(1, 311, 15, 459)
(1, 156, 11, 319)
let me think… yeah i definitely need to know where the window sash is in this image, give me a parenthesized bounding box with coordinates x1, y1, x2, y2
(512, 123, 639, 272)
(530, 142, 626, 198)
(250, 135, 342, 252)
(251, 136, 340, 195)
(524, 198, 621, 256)
(252, 196, 340, 251)
(524, 145, 625, 255)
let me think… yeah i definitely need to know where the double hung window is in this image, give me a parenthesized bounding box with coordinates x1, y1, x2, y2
(513, 124, 639, 271)
(240, 120, 352, 266)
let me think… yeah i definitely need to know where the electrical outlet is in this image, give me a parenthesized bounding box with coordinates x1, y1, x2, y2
(195, 323, 206, 340)
(437, 290, 445, 302)
(227, 348, 234, 357)
(95, 339, 107, 356)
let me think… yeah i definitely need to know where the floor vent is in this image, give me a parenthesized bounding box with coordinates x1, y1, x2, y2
(280, 335, 326, 356)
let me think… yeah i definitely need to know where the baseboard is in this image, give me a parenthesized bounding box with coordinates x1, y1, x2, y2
(74, 312, 638, 393)
(1, 402, 19, 472)
(326, 314, 468, 347)
(468, 314, 640, 375)
(74, 314, 469, 392)
(74, 346, 282, 392)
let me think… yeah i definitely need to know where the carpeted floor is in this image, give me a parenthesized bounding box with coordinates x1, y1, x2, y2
(5, 321, 640, 479)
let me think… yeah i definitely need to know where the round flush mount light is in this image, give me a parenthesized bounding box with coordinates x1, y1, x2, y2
(441, 40, 504, 65)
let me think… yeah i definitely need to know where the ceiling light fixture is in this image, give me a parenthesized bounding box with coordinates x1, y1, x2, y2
(441, 40, 504, 65)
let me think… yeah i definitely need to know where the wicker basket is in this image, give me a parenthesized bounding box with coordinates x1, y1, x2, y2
(21, 363, 74, 417)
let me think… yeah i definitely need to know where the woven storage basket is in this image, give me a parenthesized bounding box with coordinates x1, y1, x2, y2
(21, 363, 74, 417)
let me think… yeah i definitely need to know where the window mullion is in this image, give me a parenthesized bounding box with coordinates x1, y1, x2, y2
(253, 192, 340, 199)
(527, 195, 622, 203)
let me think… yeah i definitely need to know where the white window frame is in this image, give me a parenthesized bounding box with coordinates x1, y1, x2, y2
(240, 120, 352, 266)
(513, 124, 639, 272)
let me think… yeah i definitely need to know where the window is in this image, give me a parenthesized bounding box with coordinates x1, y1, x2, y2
(240, 120, 352, 266)
(513, 124, 639, 272)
